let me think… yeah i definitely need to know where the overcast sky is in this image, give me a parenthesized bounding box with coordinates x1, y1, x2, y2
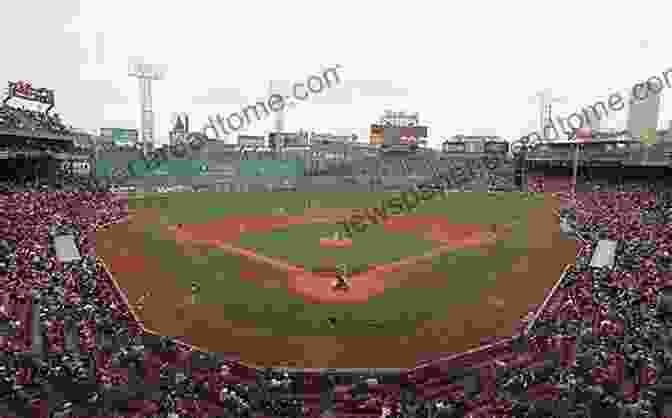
(2, 0, 671, 148)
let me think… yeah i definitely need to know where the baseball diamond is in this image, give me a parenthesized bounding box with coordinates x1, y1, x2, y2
(95, 191, 577, 368)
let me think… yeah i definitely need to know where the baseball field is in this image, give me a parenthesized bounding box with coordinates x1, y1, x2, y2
(95, 191, 577, 368)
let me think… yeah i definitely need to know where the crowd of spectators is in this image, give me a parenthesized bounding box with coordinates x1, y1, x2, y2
(337, 155, 517, 193)
(0, 105, 72, 136)
(433, 158, 517, 192)
(0, 167, 408, 417)
(2, 151, 672, 416)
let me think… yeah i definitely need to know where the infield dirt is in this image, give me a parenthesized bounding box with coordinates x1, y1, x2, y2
(95, 194, 577, 369)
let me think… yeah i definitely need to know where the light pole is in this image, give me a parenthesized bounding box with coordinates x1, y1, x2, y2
(512, 138, 528, 193)
(573, 127, 592, 197)
(128, 58, 166, 157)
(529, 89, 567, 138)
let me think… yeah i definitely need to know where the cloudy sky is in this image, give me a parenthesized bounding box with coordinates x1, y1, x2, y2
(2, 0, 671, 148)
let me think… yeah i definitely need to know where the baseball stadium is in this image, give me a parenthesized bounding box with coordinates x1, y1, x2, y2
(4, 80, 672, 417)
(92, 114, 579, 369)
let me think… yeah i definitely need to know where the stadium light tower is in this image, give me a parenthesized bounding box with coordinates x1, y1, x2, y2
(268, 80, 286, 133)
(128, 58, 166, 156)
(572, 127, 592, 197)
(529, 89, 567, 139)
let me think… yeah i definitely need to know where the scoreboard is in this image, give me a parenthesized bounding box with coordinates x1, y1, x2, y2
(369, 125, 428, 146)
(4, 81, 55, 112)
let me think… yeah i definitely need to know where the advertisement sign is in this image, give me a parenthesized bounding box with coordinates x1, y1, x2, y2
(95, 159, 208, 178)
(442, 142, 467, 153)
(383, 126, 428, 145)
(5, 81, 55, 106)
(114, 130, 131, 145)
(238, 160, 304, 177)
(100, 128, 139, 146)
(155, 185, 193, 193)
(310, 133, 354, 143)
(110, 185, 137, 193)
(400, 127, 419, 144)
(60, 161, 91, 175)
(464, 141, 484, 153)
(275, 132, 308, 147)
(403, 126, 428, 138)
(127, 160, 208, 177)
(238, 135, 266, 147)
(484, 141, 509, 153)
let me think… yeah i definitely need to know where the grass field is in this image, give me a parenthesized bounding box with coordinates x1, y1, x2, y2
(116, 192, 552, 338)
(129, 191, 543, 220)
(236, 222, 437, 272)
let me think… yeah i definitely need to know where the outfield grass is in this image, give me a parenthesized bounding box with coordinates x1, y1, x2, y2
(126, 192, 549, 336)
(128, 192, 391, 220)
(138, 222, 530, 336)
(128, 191, 546, 224)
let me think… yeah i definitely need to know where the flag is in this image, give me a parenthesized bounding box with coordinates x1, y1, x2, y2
(640, 127, 657, 146)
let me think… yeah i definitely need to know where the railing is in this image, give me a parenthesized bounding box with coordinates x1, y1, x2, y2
(399, 158, 410, 176)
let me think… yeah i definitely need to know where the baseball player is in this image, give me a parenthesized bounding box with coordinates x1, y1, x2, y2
(332, 264, 351, 291)
(190, 281, 201, 304)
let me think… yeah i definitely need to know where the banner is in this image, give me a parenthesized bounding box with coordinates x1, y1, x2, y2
(381, 126, 428, 146)
(127, 160, 209, 177)
(60, 161, 91, 175)
(238, 135, 266, 147)
(310, 133, 354, 143)
(95, 160, 208, 178)
(100, 128, 139, 146)
(6, 81, 55, 106)
(238, 160, 304, 177)
(275, 132, 308, 147)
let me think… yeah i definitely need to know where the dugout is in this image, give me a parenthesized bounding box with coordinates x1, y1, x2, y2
(0, 133, 80, 186)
